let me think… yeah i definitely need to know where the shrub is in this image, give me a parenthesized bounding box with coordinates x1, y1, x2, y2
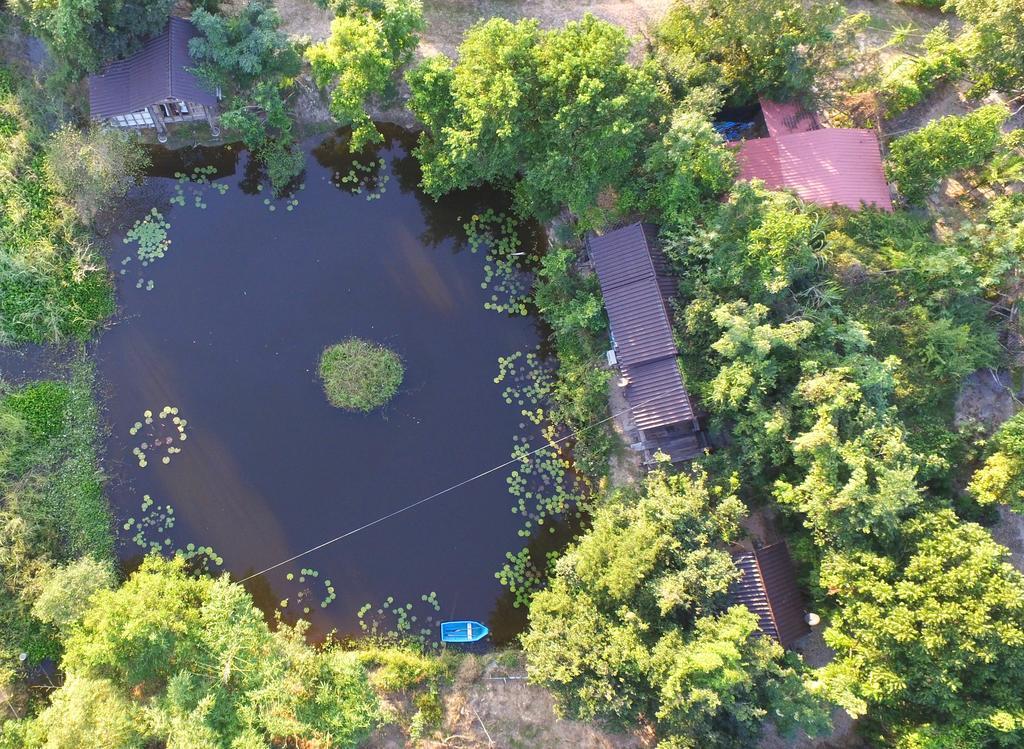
(879, 23, 966, 116)
(886, 104, 1009, 203)
(969, 412, 1024, 512)
(319, 338, 404, 411)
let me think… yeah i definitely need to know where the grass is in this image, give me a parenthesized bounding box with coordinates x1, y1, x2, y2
(319, 338, 404, 411)
(0, 360, 114, 681)
(0, 65, 113, 345)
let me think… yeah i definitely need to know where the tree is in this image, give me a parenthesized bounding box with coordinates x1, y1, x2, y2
(949, 0, 1024, 97)
(305, 0, 423, 150)
(886, 104, 1010, 204)
(523, 469, 830, 745)
(969, 412, 1024, 512)
(31, 557, 115, 633)
(10, 0, 175, 74)
(45, 126, 149, 223)
(407, 15, 669, 225)
(653, 0, 846, 103)
(189, 1, 304, 191)
(821, 510, 1024, 745)
(622, 108, 736, 229)
(11, 556, 382, 748)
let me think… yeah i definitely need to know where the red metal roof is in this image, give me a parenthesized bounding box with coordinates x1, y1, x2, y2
(737, 129, 894, 212)
(759, 96, 820, 137)
(89, 18, 217, 119)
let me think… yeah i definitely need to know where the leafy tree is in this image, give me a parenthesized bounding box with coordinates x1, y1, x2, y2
(523, 469, 830, 745)
(45, 125, 149, 223)
(189, 1, 304, 191)
(949, 0, 1024, 97)
(622, 108, 736, 228)
(878, 23, 967, 116)
(653, 0, 847, 103)
(969, 412, 1024, 512)
(407, 15, 669, 225)
(9, 0, 175, 74)
(886, 104, 1010, 204)
(306, 0, 423, 151)
(31, 557, 116, 633)
(11, 556, 382, 748)
(822, 510, 1024, 745)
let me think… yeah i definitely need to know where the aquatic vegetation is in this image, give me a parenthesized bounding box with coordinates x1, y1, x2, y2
(319, 338, 404, 411)
(255, 180, 305, 212)
(169, 165, 230, 209)
(120, 208, 171, 291)
(357, 592, 442, 649)
(495, 547, 557, 608)
(464, 209, 532, 316)
(128, 406, 188, 467)
(278, 567, 336, 615)
(332, 157, 389, 201)
(121, 494, 223, 568)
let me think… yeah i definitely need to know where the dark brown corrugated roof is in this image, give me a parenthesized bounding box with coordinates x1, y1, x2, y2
(587, 223, 695, 431)
(728, 542, 809, 648)
(89, 18, 217, 119)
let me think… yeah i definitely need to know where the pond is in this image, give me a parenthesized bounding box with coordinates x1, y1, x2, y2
(95, 126, 567, 644)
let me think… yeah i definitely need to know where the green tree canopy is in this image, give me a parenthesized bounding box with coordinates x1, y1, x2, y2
(949, 0, 1024, 97)
(10, 0, 174, 74)
(8, 556, 382, 748)
(969, 412, 1024, 512)
(189, 1, 305, 191)
(305, 0, 424, 151)
(653, 0, 847, 103)
(407, 14, 670, 225)
(522, 469, 830, 746)
(822, 510, 1024, 745)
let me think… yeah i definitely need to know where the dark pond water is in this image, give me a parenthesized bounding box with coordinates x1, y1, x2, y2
(94, 126, 555, 644)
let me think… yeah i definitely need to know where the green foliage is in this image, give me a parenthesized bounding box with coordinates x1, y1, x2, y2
(0, 68, 113, 345)
(654, 0, 847, 103)
(31, 557, 116, 633)
(822, 510, 1024, 743)
(949, 0, 1024, 97)
(44, 125, 149, 224)
(523, 469, 829, 745)
(533, 246, 614, 477)
(0, 363, 113, 686)
(879, 23, 967, 116)
(407, 15, 669, 226)
(622, 108, 737, 229)
(10, 0, 175, 74)
(190, 1, 304, 192)
(319, 338, 404, 411)
(358, 645, 449, 692)
(306, 0, 424, 151)
(14, 556, 383, 747)
(886, 104, 1010, 204)
(969, 412, 1024, 511)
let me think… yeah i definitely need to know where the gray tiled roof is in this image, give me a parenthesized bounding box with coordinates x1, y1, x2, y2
(587, 223, 695, 430)
(89, 17, 217, 119)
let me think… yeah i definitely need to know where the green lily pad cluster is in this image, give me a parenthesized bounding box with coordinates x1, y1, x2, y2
(492, 349, 589, 604)
(357, 592, 442, 649)
(256, 181, 305, 212)
(495, 548, 558, 609)
(121, 494, 223, 569)
(120, 208, 170, 291)
(333, 157, 389, 200)
(170, 166, 229, 208)
(464, 209, 532, 315)
(279, 567, 337, 615)
(129, 406, 187, 467)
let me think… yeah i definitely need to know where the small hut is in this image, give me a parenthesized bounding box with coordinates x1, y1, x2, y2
(88, 18, 220, 143)
(727, 542, 810, 648)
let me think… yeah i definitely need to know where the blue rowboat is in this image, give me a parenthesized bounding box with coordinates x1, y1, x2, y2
(440, 620, 489, 643)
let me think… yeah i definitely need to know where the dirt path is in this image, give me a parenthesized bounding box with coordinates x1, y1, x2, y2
(276, 0, 669, 55)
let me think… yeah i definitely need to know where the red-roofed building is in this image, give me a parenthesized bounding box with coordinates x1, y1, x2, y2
(735, 99, 893, 212)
